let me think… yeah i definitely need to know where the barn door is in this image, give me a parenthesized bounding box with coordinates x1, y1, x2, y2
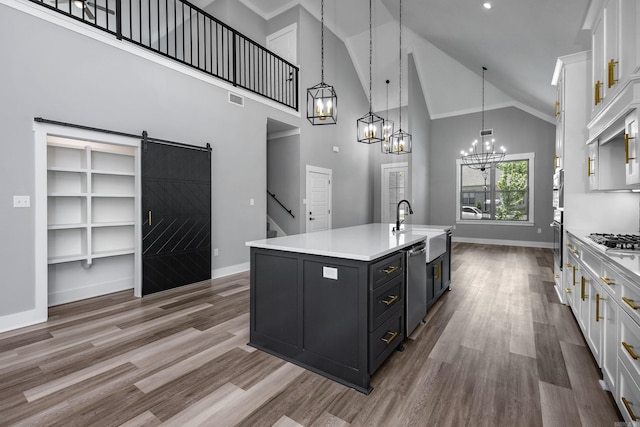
(141, 140, 211, 296)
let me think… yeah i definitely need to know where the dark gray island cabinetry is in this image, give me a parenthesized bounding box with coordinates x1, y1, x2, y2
(246, 223, 449, 393)
(249, 247, 405, 393)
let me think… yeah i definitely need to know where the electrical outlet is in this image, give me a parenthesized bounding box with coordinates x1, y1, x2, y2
(13, 196, 30, 208)
(213, 248, 219, 256)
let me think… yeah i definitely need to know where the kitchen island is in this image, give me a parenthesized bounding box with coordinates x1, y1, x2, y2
(246, 223, 450, 393)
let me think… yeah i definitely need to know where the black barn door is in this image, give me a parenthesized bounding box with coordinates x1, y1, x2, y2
(141, 141, 211, 296)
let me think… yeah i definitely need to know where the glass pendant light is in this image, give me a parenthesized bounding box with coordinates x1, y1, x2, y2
(307, 0, 338, 125)
(381, 79, 395, 153)
(357, 0, 385, 144)
(387, 0, 411, 155)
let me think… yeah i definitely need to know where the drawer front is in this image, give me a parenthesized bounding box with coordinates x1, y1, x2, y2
(369, 274, 404, 332)
(599, 263, 621, 299)
(618, 358, 640, 424)
(370, 252, 404, 290)
(620, 308, 640, 389)
(621, 277, 640, 325)
(369, 310, 403, 374)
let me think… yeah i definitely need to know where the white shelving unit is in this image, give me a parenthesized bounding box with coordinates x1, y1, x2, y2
(46, 135, 139, 305)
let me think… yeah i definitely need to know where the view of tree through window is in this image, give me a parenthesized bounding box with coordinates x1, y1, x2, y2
(460, 159, 530, 221)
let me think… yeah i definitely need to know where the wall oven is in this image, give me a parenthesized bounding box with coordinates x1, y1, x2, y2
(551, 209, 563, 269)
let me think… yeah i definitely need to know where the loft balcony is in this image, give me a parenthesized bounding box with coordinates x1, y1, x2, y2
(29, 0, 299, 111)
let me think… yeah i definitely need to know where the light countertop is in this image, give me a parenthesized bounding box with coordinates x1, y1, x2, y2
(246, 223, 451, 262)
(566, 228, 640, 282)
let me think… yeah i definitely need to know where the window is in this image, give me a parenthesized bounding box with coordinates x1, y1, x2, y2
(456, 153, 534, 224)
(381, 163, 408, 224)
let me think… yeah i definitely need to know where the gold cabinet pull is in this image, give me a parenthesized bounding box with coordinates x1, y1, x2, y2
(572, 266, 577, 286)
(381, 331, 398, 344)
(148, 210, 152, 226)
(600, 276, 615, 286)
(565, 263, 572, 268)
(623, 342, 640, 360)
(625, 133, 636, 164)
(553, 155, 559, 170)
(565, 287, 572, 294)
(435, 264, 441, 280)
(608, 59, 618, 88)
(554, 274, 560, 279)
(595, 80, 602, 105)
(596, 294, 604, 322)
(554, 101, 560, 117)
(581, 277, 587, 301)
(587, 156, 594, 177)
(572, 249, 579, 255)
(566, 243, 573, 248)
(623, 397, 638, 421)
(382, 265, 399, 275)
(623, 297, 640, 310)
(381, 295, 399, 306)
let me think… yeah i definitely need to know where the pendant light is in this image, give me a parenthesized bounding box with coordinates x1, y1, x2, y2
(387, 0, 411, 155)
(357, 0, 385, 143)
(460, 67, 506, 175)
(307, 0, 338, 125)
(381, 79, 395, 153)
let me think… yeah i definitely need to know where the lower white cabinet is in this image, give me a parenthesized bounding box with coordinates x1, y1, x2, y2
(564, 231, 640, 421)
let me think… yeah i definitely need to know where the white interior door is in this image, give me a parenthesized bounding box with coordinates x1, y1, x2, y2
(306, 166, 332, 233)
(266, 24, 297, 65)
(381, 163, 408, 224)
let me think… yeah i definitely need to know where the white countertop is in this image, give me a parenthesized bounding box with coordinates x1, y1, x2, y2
(246, 223, 451, 261)
(566, 228, 640, 282)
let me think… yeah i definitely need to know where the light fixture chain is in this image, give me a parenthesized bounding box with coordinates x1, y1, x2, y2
(398, 0, 402, 129)
(321, 0, 324, 83)
(369, 0, 373, 110)
(482, 66, 486, 138)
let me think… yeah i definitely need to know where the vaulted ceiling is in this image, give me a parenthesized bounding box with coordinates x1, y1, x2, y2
(239, 0, 593, 123)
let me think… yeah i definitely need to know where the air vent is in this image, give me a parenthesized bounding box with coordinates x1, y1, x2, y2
(479, 129, 493, 137)
(228, 92, 244, 107)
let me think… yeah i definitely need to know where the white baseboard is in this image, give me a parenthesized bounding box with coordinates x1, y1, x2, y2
(452, 236, 554, 249)
(48, 278, 134, 307)
(0, 307, 47, 334)
(212, 262, 250, 279)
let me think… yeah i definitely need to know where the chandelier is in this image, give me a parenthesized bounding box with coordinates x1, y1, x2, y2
(381, 79, 395, 151)
(357, 0, 385, 143)
(307, 0, 337, 125)
(460, 66, 505, 173)
(384, 0, 411, 155)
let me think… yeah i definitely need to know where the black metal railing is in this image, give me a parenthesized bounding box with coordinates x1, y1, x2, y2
(30, 0, 299, 110)
(267, 190, 294, 218)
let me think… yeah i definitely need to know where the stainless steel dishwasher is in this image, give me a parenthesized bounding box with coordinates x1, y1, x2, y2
(404, 241, 427, 336)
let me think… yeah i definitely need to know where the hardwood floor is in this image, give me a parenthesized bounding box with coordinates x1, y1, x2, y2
(0, 244, 621, 426)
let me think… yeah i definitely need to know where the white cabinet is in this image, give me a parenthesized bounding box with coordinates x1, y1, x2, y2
(46, 135, 138, 305)
(587, 141, 599, 191)
(626, 109, 640, 185)
(554, 67, 565, 170)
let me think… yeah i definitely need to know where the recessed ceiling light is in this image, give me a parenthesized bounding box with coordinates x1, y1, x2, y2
(483, 2, 492, 9)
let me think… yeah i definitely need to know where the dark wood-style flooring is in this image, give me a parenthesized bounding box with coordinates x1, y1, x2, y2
(0, 243, 621, 426)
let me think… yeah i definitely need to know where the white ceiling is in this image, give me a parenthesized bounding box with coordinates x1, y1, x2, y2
(239, 0, 593, 122)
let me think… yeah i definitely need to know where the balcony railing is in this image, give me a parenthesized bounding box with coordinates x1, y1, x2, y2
(30, 0, 299, 110)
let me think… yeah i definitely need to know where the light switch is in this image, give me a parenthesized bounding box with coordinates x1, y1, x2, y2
(323, 266, 338, 280)
(13, 196, 30, 208)
(250, 198, 254, 206)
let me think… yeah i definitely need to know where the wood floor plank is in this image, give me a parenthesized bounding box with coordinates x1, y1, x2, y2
(0, 245, 621, 426)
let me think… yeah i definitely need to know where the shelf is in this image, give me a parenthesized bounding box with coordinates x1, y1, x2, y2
(48, 253, 89, 264)
(92, 248, 135, 259)
(91, 194, 135, 198)
(91, 169, 135, 177)
(48, 145, 87, 170)
(91, 151, 135, 175)
(91, 221, 135, 228)
(48, 166, 88, 173)
(48, 223, 88, 230)
(48, 192, 89, 197)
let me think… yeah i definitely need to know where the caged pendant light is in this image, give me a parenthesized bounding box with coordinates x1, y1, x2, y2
(357, 0, 385, 144)
(460, 66, 506, 174)
(385, 0, 411, 155)
(307, 0, 338, 125)
(381, 79, 395, 153)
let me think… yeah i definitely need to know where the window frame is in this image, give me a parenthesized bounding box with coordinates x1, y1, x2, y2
(455, 152, 535, 226)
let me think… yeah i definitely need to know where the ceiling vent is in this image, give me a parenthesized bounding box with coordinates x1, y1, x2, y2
(479, 129, 493, 137)
(228, 92, 244, 107)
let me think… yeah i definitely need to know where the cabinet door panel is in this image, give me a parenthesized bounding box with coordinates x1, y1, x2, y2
(626, 110, 640, 184)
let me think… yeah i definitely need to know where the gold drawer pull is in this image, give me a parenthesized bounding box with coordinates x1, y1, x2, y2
(600, 276, 615, 285)
(596, 294, 604, 322)
(623, 297, 640, 310)
(581, 277, 588, 301)
(623, 342, 640, 360)
(572, 249, 579, 255)
(572, 266, 577, 285)
(565, 263, 572, 268)
(555, 274, 560, 279)
(381, 331, 398, 344)
(381, 295, 399, 306)
(623, 397, 639, 421)
(565, 288, 572, 294)
(566, 243, 573, 248)
(382, 265, 399, 275)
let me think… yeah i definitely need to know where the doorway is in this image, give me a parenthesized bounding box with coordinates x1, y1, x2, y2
(381, 162, 408, 224)
(306, 165, 332, 233)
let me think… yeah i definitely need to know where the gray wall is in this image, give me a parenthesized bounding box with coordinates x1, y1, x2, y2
(408, 54, 431, 225)
(205, 0, 267, 45)
(267, 134, 300, 235)
(430, 106, 555, 243)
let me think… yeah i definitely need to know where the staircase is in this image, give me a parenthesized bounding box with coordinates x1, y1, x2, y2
(266, 222, 277, 238)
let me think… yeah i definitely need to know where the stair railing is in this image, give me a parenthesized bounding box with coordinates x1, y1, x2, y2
(267, 190, 294, 218)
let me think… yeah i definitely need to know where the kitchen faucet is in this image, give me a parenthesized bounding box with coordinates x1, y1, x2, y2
(395, 199, 414, 231)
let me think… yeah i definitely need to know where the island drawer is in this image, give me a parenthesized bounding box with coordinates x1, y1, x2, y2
(369, 274, 404, 332)
(369, 252, 404, 290)
(369, 310, 403, 374)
